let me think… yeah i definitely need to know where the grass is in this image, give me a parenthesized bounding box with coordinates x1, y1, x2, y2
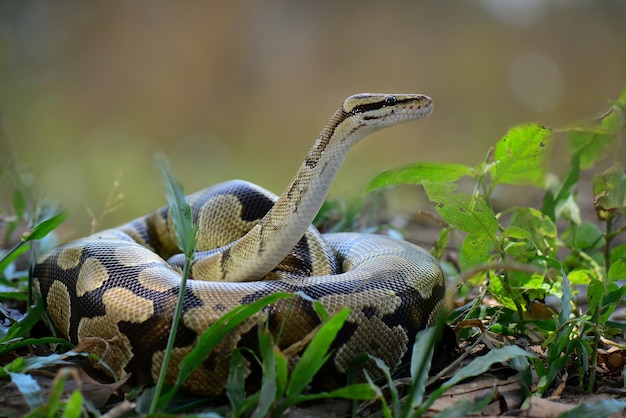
(1, 86, 626, 417)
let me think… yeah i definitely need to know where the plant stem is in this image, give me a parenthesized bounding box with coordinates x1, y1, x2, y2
(149, 253, 194, 414)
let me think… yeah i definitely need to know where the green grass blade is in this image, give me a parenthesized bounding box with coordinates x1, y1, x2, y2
(414, 345, 535, 416)
(1, 352, 83, 378)
(154, 153, 197, 255)
(21, 212, 67, 242)
(60, 390, 84, 418)
(150, 153, 197, 413)
(1, 298, 45, 344)
(401, 326, 438, 417)
(158, 292, 292, 409)
(226, 350, 246, 415)
(252, 328, 277, 418)
(294, 383, 378, 403)
(432, 384, 496, 418)
(557, 399, 626, 418)
(285, 307, 350, 402)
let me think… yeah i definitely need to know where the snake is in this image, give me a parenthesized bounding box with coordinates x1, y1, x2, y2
(33, 93, 445, 396)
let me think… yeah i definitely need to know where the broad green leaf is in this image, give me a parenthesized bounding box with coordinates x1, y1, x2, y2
(492, 124, 553, 187)
(423, 181, 498, 236)
(565, 221, 604, 251)
(567, 104, 624, 170)
(587, 278, 617, 322)
(367, 162, 473, 191)
(608, 259, 626, 283)
(502, 226, 536, 259)
(541, 156, 581, 223)
(603, 286, 626, 306)
(459, 233, 494, 269)
(285, 308, 350, 401)
(488, 277, 518, 311)
(593, 163, 626, 219)
(510, 207, 557, 256)
(567, 269, 594, 285)
(610, 244, 626, 265)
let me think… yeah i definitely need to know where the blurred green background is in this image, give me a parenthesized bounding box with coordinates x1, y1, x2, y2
(1, 0, 625, 236)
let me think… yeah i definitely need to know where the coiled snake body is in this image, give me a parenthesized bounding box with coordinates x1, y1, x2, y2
(33, 93, 445, 395)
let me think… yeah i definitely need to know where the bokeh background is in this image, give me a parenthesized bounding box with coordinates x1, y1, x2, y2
(1, 0, 625, 236)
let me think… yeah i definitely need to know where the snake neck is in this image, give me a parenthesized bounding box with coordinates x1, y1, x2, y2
(194, 93, 433, 282)
(217, 108, 367, 281)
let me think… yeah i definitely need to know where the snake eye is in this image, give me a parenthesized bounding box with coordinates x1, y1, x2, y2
(384, 95, 397, 106)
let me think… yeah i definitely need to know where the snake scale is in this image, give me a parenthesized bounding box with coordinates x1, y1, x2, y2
(33, 93, 445, 395)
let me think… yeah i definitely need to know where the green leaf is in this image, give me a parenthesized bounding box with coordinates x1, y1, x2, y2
(459, 233, 494, 269)
(155, 153, 197, 256)
(1, 352, 81, 377)
(1, 298, 45, 345)
(61, 390, 84, 418)
(367, 162, 473, 191)
(502, 226, 536, 259)
(12, 189, 26, 222)
(416, 346, 534, 416)
(226, 350, 246, 414)
(567, 105, 624, 170)
(21, 212, 67, 242)
(172, 292, 292, 397)
(541, 155, 581, 222)
(401, 323, 442, 417)
(510, 207, 557, 256)
(446, 346, 533, 387)
(285, 308, 350, 402)
(0, 243, 30, 274)
(253, 329, 277, 418)
(423, 181, 498, 236)
(558, 398, 626, 418)
(608, 259, 626, 283)
(293, 383, 378, 403)
(433, 384, 496, 418)
(568, 221, 604, 251)
(567, 269, 594, 285)
(492, 123, 553, 187)
(593, 163, 626, 219)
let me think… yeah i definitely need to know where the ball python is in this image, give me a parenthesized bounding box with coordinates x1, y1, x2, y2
(33, 93, 445, 395)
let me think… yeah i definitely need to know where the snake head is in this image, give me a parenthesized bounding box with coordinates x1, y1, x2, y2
(342, 93, 433, 126)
